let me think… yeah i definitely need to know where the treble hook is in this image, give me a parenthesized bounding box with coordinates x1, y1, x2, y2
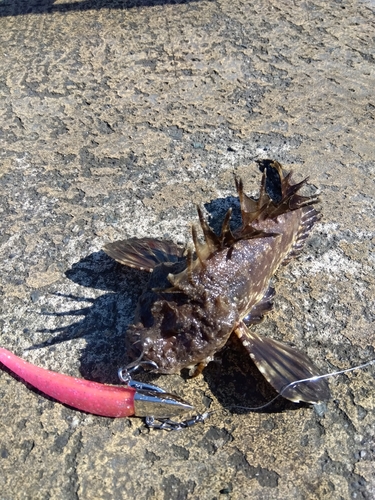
(118, 360, 159, 384)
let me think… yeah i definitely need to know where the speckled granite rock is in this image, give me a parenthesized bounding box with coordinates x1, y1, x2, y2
(0, 1, 374, 499)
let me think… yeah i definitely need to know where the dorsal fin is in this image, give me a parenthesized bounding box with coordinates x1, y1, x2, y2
(281, 205, 320, 265)
(235, 176, 267, 226)
(168, 160, 319, 292)
(197, 206, 221, 254)
(219, 208, 236, 247)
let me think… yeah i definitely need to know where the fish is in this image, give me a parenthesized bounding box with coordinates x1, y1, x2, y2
(103, 159, 330, 404)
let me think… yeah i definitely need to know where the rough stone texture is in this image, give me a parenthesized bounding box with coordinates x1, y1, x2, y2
(0, 0, 374, 499)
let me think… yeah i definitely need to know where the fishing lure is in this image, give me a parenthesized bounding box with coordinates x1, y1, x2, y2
(0, 347, 193, 419)
(104, 159, 331, 404)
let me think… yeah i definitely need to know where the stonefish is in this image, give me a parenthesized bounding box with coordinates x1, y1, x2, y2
(104, 160, 330, 404)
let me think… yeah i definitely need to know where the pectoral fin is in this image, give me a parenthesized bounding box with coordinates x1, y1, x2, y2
(103, 238, 184, 272)
(235, 322, 330, 404)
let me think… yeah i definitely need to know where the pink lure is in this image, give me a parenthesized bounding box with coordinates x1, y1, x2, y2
(0, 348, 136, 417)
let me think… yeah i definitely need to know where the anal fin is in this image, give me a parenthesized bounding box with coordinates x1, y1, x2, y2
(242, 286, 276, 326)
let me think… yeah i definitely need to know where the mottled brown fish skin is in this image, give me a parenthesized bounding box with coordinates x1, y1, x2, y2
(199, 212, 303, 322)
(124, 160, 319, 375)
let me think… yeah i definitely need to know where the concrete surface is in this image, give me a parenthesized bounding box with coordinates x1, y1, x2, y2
(0, 0, 374, 499)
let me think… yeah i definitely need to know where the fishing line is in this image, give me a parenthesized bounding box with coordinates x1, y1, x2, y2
(150, 358, 375, 429)
(229, 358, 375, 412)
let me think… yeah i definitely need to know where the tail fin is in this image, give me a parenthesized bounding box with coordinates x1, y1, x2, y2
(236, 159, 319, 226)
(236, 159, 320, 263)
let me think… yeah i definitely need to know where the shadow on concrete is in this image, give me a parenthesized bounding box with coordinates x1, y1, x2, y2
(31, 250, 149, 384)
(0, 0, 211, 17)
(201, 334, 304, 415)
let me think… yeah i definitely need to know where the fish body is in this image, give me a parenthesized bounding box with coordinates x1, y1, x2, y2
(104, 160, 330, 403)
